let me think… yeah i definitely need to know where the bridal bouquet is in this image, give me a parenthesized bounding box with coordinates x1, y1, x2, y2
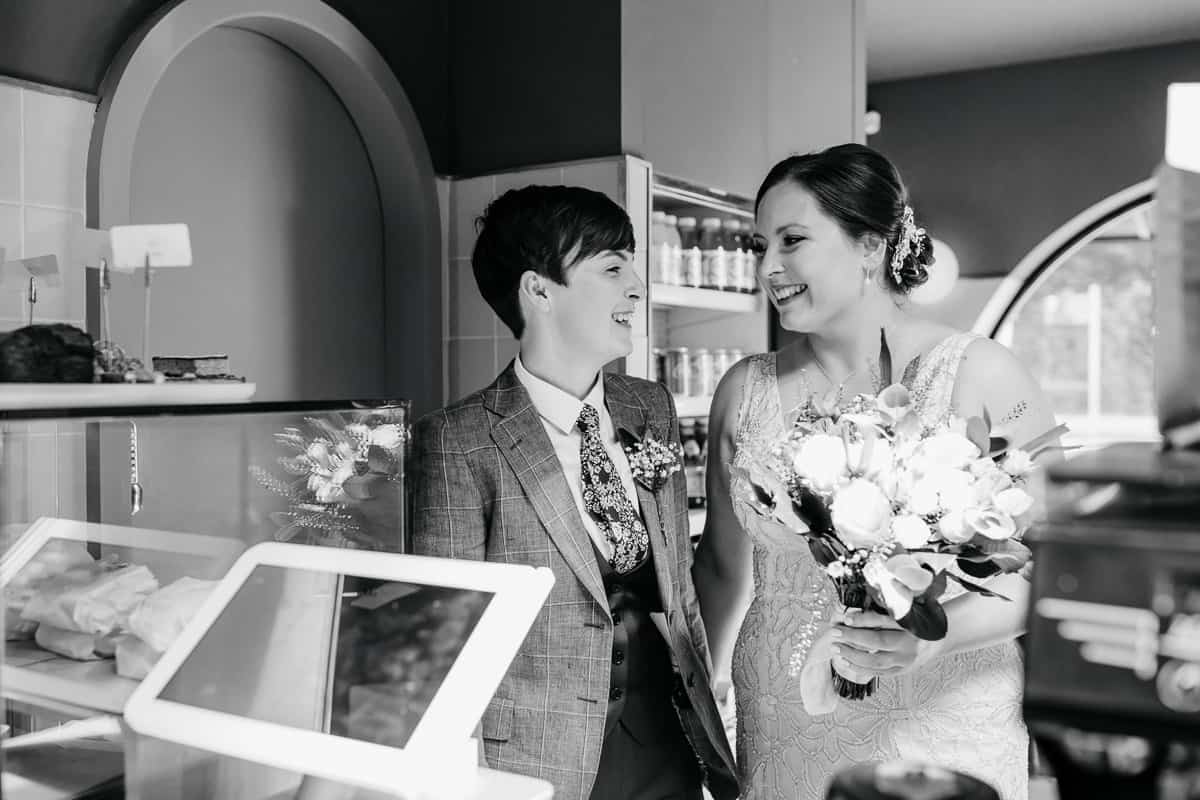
(732, 382, 1066, 700)
(251, 410, 408, 550)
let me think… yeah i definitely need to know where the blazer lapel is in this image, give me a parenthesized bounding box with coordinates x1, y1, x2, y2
(605, 376, 679, 617)
(485, 366, 608, 610)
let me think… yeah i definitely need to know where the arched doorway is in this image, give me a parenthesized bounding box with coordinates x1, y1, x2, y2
(87, 0, 441, 410)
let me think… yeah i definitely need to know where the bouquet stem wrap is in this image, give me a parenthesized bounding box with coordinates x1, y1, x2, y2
(831, 574, 880, 700)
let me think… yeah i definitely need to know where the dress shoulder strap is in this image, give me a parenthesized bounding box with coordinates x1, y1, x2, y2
(734, 352, 778, 450)
(909, 331, 983, 427)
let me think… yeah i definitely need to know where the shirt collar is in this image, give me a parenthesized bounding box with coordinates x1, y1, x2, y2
(514, 354, 605, 436)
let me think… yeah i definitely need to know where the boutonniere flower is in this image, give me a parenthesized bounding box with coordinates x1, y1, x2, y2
(618, 426, 683, 492)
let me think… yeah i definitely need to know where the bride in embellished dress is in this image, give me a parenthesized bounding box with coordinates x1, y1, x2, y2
(693, 144, 1059, 800)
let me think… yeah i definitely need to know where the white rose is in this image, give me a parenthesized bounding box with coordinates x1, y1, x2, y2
(964, 508, 1017, 541)
(1003, 448, 1036, 478)
(831, 478, 894, 550)
(995, 487, 1034, 518)
(909, 468, 974, 515)
(972, 467, 1014, 504)
(937, 509, 972, 544)
(791, 434, 848, 494)
(891, 514, 932, 549)
(846, 436, 894, 480)
(917, 432, 981, 470)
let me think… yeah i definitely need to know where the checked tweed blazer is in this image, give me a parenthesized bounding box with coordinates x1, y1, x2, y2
(412, 364, 738, 800)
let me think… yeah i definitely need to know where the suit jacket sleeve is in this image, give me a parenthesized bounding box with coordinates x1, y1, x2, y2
(411, 410, 487, 561)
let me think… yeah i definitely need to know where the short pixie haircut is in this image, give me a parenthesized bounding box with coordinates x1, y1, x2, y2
(472, 185, 635, 338)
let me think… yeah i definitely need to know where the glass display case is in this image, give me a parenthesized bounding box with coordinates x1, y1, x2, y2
(1, 397, 411, 799)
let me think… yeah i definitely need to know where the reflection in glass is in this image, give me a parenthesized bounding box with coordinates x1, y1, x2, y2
(159, 565, 492, 748)
(997, 200, 1156, 448)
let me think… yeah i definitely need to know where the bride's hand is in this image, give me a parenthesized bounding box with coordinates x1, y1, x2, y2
(832, 610, 930, 678)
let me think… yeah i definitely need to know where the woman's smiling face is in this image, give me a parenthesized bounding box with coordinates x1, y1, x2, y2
(753, 182, 871, 334)
(543, 247, 643, 366)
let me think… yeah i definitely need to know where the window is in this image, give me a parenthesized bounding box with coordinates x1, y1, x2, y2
(982, 183, 1157, 449)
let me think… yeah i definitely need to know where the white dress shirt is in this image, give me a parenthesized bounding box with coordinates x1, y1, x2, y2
(514, 355, 643, 560)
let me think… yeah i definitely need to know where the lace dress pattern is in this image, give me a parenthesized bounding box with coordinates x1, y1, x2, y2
(728, 333, 1028, 800)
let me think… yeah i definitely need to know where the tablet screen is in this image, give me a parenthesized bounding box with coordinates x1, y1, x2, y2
(157, 564, 494, 748)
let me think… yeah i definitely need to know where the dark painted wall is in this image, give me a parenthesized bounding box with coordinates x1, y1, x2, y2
(0, 0, 454, 171)
(868, 40, 1200, 278)
(449, 0, 623, 175)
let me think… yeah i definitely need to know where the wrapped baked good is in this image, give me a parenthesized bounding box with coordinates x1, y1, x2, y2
(6, 541, 101, 641)
(34, 624, 103, 661)
(115, 634, 162, 680)
(22, 564, 159, 635)
(127, 576, 217, 652)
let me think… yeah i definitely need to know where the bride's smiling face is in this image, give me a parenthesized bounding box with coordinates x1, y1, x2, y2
(753, 182, 873, 334)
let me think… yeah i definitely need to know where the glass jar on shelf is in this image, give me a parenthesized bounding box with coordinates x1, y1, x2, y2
(665, 347, 691, 396)
(661, 213, 681, 285)
(677, 217, 702, 288)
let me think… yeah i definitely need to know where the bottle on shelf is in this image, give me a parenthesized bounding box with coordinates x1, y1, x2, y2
(699, 217, 727, 291)
(677, 217, 702, 288)
(722, 218, 744, 293)
(650, 211, 668, 283)
(680, 419, 706, 509)
(740, 221, 760, 293)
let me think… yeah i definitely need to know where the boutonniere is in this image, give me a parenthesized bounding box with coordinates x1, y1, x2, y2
(618, 426, 683, 492)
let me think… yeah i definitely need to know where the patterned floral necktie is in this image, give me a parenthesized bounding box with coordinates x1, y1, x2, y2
(577, 403, 649, 574)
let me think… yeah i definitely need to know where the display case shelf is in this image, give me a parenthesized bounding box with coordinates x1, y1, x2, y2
(674, 394, 714, 418)
(3, 641, 139, 716)
(651, 283, 762, 313)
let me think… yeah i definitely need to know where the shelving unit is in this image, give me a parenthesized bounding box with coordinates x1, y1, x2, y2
(651, 284, 762, 313)
(648, 174, 769, 527)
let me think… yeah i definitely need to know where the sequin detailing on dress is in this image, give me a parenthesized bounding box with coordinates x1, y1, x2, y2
(729, 333, 1029, 800)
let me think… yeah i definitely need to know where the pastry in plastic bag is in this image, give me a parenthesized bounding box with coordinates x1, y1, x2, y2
(22, 564, 159, 635)
(115, 634, 162, 680)
(34, 623, 103, 660)
(127, 576, 217, 652)
(4, 540, 97, 640)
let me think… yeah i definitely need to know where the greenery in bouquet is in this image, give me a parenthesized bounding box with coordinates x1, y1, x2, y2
(251, 411, 408, 549)
(732, 380, 1067, 700)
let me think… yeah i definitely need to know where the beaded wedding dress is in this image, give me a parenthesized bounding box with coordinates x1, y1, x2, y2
(729, 332, 1028, 800)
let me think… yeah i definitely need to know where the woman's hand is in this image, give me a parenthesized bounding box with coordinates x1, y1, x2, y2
(831, 609, 931, 678)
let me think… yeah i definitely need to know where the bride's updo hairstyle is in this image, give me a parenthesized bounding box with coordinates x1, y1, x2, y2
(755, 143, 933, 294)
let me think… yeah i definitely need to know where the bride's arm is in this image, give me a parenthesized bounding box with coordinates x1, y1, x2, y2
(693, 360, 754, 684)
(837, 337, 1061, 673)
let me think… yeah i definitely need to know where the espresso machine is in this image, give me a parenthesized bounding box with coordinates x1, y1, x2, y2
(1023, 97, 1200, 800)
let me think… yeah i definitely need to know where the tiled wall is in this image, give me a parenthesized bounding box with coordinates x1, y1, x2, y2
(442, 159, 637, 401)
(0, 84, 96, 534)
(0, 84, 95, 332)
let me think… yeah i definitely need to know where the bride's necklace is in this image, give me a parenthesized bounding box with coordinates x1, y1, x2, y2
(807, 345, 858, 399)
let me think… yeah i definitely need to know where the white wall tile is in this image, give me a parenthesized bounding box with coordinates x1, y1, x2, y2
(448, 338, 497, 400)
(22, 89, 93, 211)
(0, 203, 24, 320)
(494, 166, 564, 198)
(561, 160, 620, 200)
(448, 258, 496, 338)
(451, 175, 495, 261)
(0, 85, 19, 203)
(23, 206, 85, 323)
